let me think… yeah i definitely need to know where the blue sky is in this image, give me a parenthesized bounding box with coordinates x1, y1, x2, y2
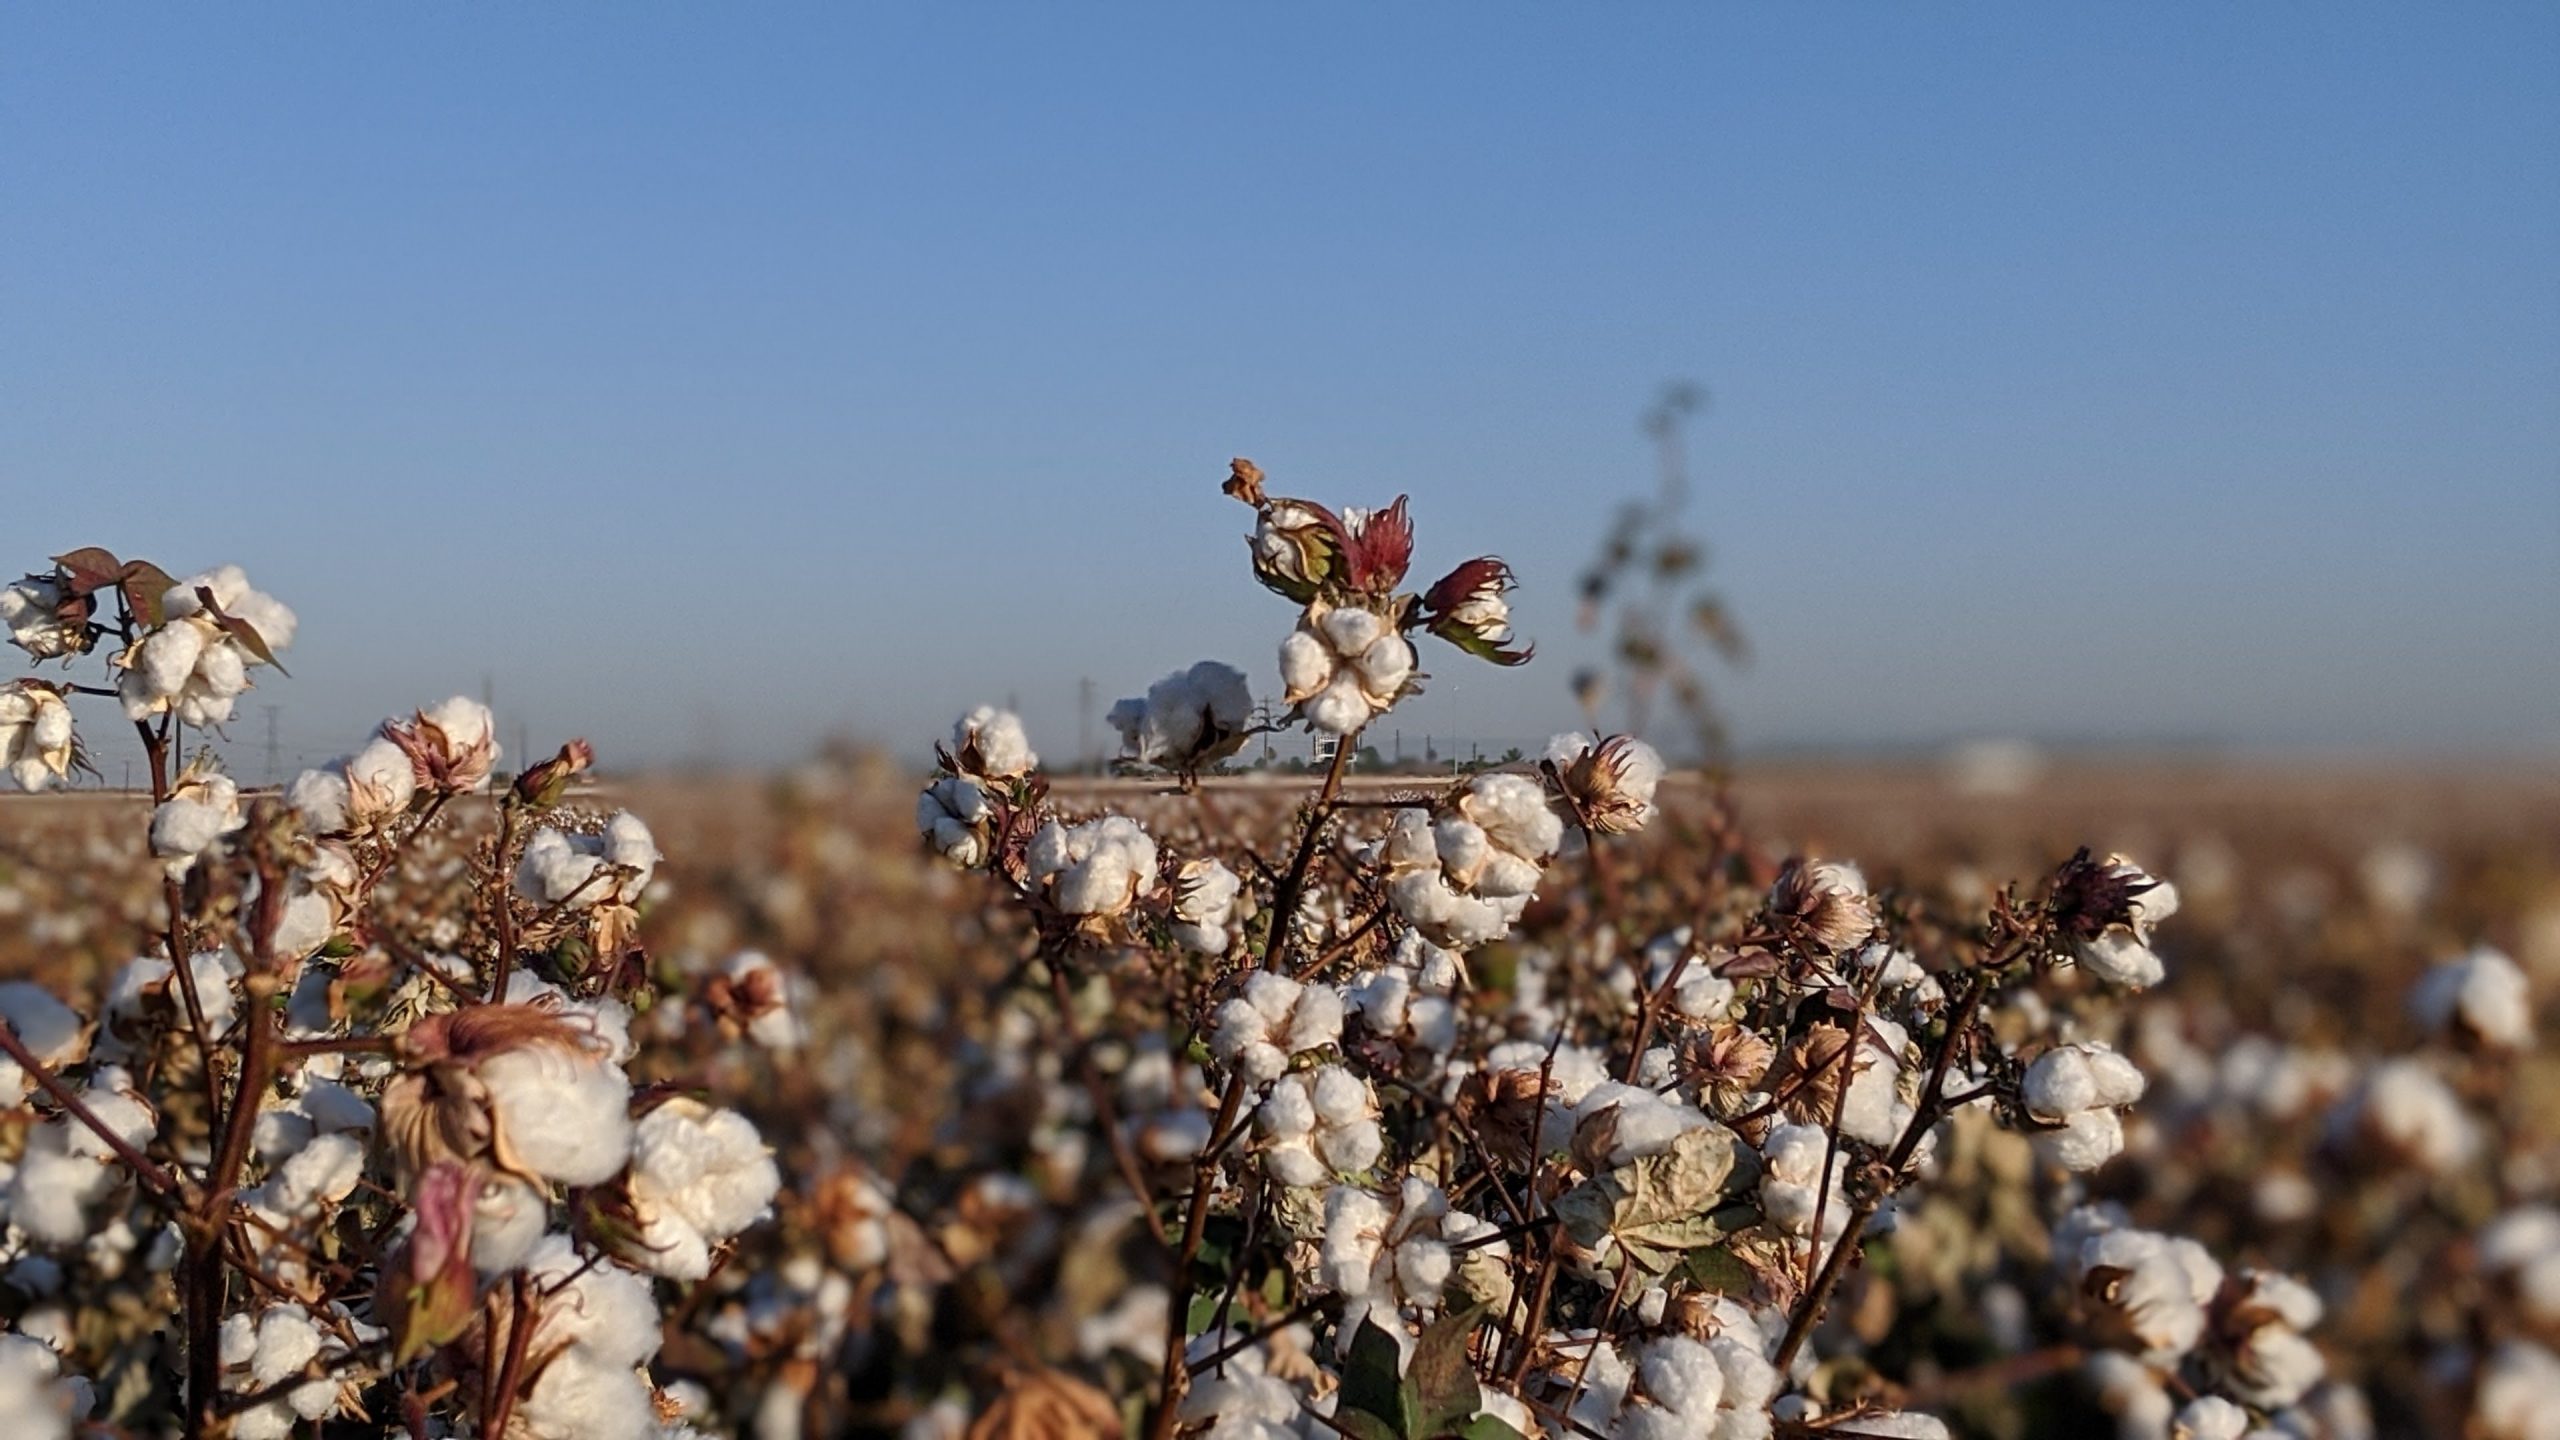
(5, 4, 2555, 773)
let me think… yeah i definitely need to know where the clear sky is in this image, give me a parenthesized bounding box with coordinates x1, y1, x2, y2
(6, 4, 2555, 775)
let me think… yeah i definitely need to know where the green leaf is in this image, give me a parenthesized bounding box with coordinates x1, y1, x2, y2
(1403, 1306, 1485, 1438)
(1682, 1246, 1754, 1295)
(1338, 1314, 1414, 1439)
(1454, 1419, 1530, 1440)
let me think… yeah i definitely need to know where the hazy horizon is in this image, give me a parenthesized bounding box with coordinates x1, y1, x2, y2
(7, 4, 2555, 777)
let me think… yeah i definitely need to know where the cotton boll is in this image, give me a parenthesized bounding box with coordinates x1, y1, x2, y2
(516, 1345, 659, 1440)
(953, 706, 1037, 778)
(342, 736, 419, 827)
(1637, 1335, 1727, 1419)
(472, 1176, 550, 1275)
(480, 1046, 634, 1187)
(0, 983, 87, 1099)
(2411, 945, 2533, 1050)
(1319, 606, 1382, 657)
(288, 767, 353, 833)
(631, 1100, 781, 1251)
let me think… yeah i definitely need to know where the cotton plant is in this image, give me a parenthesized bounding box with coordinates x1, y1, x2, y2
(1109, 659, 1255, 775)
(0, 545, 792, 1438)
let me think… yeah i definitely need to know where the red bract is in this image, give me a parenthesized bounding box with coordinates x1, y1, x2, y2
(1342, 496, 1414, 594)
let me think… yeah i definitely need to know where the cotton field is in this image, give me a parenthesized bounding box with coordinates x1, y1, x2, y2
(0, 478, 2555, 1440)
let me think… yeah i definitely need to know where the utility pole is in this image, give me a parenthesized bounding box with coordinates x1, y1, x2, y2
(262, 706, 282, 787)
(1078, 677, 1094, 774)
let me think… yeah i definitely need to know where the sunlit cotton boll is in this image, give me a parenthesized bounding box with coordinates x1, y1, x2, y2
(0, 683, 78, 793)
(2071, 855, 2181, 990)
(150, 768, 244, 875)
(916, 775, 993, 868)
(1209, 972, 1344, 1084)
(0, 1331, 93, 1439)
(1110, 660, 1253, 768)
(953, 705, 1038, 779)
(1172, 857, 1244, 954)
(1256, 1065, 1383, 1188)
(2022, 1042, 2148, 1172)
(2410, 945, 2533, 1051)
(0, 982, 89, 1101)
(477, 1044, 635, 1187)
(1026, 816, 1160, 917)
(2334, 1057, 2480, 1175)
(624, 1098, 782, 1281)
(515, 812, 660, 910)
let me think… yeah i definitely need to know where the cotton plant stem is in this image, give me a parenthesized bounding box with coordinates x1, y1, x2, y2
(1048, 961, 1172, 1248)
(1771, 962, 2000, 1374)
(1147, 1070, 1252, 1440)
(1260, 735, 1357, 975)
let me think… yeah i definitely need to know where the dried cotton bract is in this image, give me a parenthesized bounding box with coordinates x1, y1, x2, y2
(1545, 731, 1665, 835)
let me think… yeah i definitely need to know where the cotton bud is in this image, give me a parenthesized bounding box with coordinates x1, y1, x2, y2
(149, 761, 244, 875)
(1109, 661, 1254, 772)
(916, 775, 995, 868)
(618, 1098, 782, 1280)
(1026, 815, 1159, 917)
(1769, 858, 1880, 953)
(513, 737, 596, 809)
(1420, 556, 1531, 665)
(1229, 461, 1417, 602)
(1171, 857, 1244, 954)
(2411, 945, 2532, 1051)
(0, 682, 79, 793)
(1545, 732, 1664, 834)
(2050, 849, 2181, 989)
(383, 695, 500, 793)
(0, 576, 91, 660)
(951, 705, 1038, 780)
(388, 1162, 481, 1363)
(2022, 1042, 2148, 1172)
(1209, 972, 1344, 1084)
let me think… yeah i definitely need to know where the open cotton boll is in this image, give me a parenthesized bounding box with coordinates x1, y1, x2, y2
(523, 1234, 662, 1368)
(287, 767, 353, 833)
(953, 706, 1037, 779)
(0, 982, 87, 1099)
(478, 1046, 634, 1187)
(341, 736, 419, 827)
(1761, 1123, 1849, 1241)
(2337, 1057, 2480, 1174)
(2073, 1224, 2225, 1360)
(2411, 945, 2533, 1050)
(514, 1344, 659, 1440)
(626, 1099, 781, 1281)
(0, 1331, 92, 1440)
(472, 1176, 551, 1275)
(2023, 1042, 2147, 1172)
